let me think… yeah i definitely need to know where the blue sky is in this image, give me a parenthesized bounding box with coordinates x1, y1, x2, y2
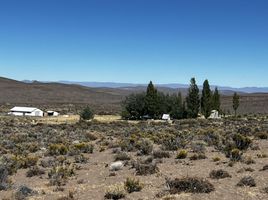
(0, 0, 268, 87)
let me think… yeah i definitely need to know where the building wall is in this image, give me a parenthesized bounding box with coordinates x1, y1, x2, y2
(9, 109, 44, 117)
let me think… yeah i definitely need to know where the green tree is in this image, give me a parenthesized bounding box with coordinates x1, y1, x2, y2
(186, 78, 200, 118)
(212, 87, 221, 111)
(145, 81, 159, 119)
(170, 92, 183, 119)
(182, 101, 188, 118)
(80, 106, 94, 120)
(233, 92, 240, 117)
(201, 80, 212, 118)
(157, 92, 169, 116)
(121, 93, 146, 120)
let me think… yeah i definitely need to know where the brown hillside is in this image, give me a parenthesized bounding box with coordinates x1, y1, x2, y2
(0, 77, 268, 114)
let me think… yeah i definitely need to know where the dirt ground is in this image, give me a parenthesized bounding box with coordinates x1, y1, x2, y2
(0, 116, 268, 200)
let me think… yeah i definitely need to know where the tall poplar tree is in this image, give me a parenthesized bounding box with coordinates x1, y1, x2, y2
(145, 81, 159, 119)
(170, 92, 183, 119)
(233, 92, 240, 117)
(186, 78, 200, 118)
(212, 87, 221, 111)
(201, 80, 212, 118)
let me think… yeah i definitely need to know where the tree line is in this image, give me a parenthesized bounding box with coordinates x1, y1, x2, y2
(122, 78, 240, 120)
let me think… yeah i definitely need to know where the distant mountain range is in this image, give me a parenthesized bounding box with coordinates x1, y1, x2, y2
(22, 80, 268, 94)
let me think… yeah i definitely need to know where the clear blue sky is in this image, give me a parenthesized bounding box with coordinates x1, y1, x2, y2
(0, 0, 267, 87)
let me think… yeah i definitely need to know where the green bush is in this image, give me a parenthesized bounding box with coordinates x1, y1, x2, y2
(13, 155, 39, 169)
(80, 106, 94, 121)
(48, 144, 68, 156)
(73, 142, 94, 153)
(124, 177, 143, 193)
(176, 150, 188, 159)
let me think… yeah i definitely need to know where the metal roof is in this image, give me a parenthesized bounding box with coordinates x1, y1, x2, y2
(10, 107, 39, 112)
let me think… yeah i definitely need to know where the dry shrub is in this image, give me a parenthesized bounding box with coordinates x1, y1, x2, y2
(135, 161, 158, 176)
(73, 142, 94, 153)
(74, 154, 88, 164)
(57, 190, 75, 200)
(13, 155, 39, 169)
(166, 177, 215, 194)
(191, 141, 206, 153)
(105, 184, 125, 199)
(189, 153, 206, 160)
(0, 165, 10, 190)
(242, 156, 256, 165)
(26, 166, 45, 177)
(212, 157, 221, 162)
(13, 185, 35, 200)
(48, 144, 68, 156)
(237, 167, 255, 173)
(124, 177, 143, 193)
(209, 169, 231, 179)
(48, 164, 75, 186)
(84, 132, 98, 141)
(114, 152, 131, 161)
(233, 134, 252, 150)
(237, 176, 256, 187)
(230, 148, 242, 161)
(255, 132, 268, 140)
(136, 138, 153, 155)
(260, 165, 268, 171)
(152, 150, 170, 159)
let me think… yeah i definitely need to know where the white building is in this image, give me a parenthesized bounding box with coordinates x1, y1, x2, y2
(47, 111, 59, 117)
(162, 114, 171, 121)
(209, 110, 221, 119)
(9, 107, 44, 117)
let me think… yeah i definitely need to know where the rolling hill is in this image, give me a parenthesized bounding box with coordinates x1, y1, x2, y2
(1, 77, 268, 115)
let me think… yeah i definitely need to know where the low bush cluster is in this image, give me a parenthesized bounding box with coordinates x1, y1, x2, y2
(48, 164, 75, 186)
(209, 169, 231, 179)
(105, 184, 125, 199)
(237, 176, 256, 187)
(166, 177, 215, 194)
(124, 177, 143, 193)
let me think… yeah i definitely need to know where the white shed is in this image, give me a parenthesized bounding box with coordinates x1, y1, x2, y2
(47, 111, 59, 116)
(9, 107, 44, 117)
(162, 114, 171, 121)
(209, 110, 221, 119)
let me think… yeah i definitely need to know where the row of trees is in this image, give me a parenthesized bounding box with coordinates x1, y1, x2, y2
(122, 78, 227, 120)
(180, 78, 221, 119)
(121, 81, 186, 120)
